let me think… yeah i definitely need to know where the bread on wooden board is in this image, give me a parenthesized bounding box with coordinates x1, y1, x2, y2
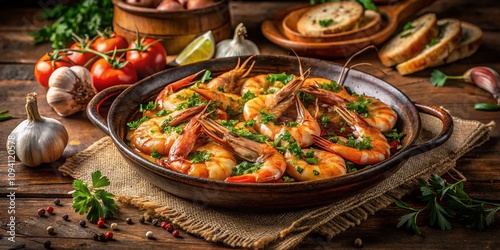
(296, 1, 364, 37)
(431, 21, 483, 66)
(396, 18, 463, 75)
(378, 13, 439, 67)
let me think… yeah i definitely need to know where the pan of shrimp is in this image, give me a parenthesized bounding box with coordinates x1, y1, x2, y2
(87, 54, 453, 210)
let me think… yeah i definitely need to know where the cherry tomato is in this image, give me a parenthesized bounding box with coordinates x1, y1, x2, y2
(126, 38, 167, 79)
(93, 32, 129, 55)
(91, 57, 138, 92)
(34, 52, 73, 88)
(67, 41, 96, 69)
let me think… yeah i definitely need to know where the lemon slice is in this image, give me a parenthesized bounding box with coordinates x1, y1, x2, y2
(175, 31, 215, 66)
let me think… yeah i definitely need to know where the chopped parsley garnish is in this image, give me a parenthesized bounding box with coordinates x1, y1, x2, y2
(233, 161, 263, 176)
(244, 119, 255, 127)
(286, 121, 299, 127)
(346, 161, 358, 173)
(155, 110, 169, 117)
(317, 80, 342, 92)
(219, 119, 270, 143)
(403, 21, 414, 31)
(217, 87, 224, 93)
(385, 129, 405, 142)
(282, 176, 296, 182)
(188, 150, 211, 163)
(266, 73, 294, 84)
(319, 19, 334, 27)
(320, 114, 330, 124)
(312, 170, 320, 176)
(259, 110, 276, 124)
(346, 95, 372, 117)
(297, 92, 315, 103)
(242, 91, 257, 102)
(339, 134, 373, 150)
(426, 38, 440, 48)
(400, 32, 413, 38)
(175, 92, 207, 111)
(200, 70, 212, 83)
(296, 166, 304, 173)
(151, 148, 161, 159)
(139, 101, 158, 112)
(263, 88, 277, 95)
(163, 123, 184, 134)
(127, 116, 149, 130)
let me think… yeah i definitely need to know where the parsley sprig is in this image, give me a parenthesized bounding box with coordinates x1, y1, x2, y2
(395, 174, 500, 234)
(72, 171, 118, 223)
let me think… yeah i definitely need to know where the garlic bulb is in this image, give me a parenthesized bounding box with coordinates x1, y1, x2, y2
(47, 66, 96, 117)
(7, 92, 69, 167)
(215, 23, 260, 58)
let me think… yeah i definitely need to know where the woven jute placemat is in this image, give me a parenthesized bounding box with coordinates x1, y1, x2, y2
(59, 114, 494, 249)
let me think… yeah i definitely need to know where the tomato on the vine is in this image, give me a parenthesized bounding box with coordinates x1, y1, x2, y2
(68, 41, 96, 69)
(126, 38, 167, 79)
(93, 31, 129, 55)
(90, 56, 138, 92)
(34, 51, 73, 88)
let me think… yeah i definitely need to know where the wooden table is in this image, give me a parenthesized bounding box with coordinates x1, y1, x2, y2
(1, 1, 499, 249)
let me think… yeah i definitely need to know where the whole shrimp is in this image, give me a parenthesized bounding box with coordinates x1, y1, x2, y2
(301, 80, 398, 132)
(192, 88, 244, 117)
(243, 69, 321, 147)
(206, 56, 255, 94)
(199, 118, 287, 183)
(284, 148, 346, 181)
(162, 112, 237, 180)
(155, 69, 205, 110)
(128, 104, 207, 156)
(239, 73, 289, 96)
(313, 105, 390, 165)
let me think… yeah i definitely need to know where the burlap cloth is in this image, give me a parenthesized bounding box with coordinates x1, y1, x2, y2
(59, 113, 494, 249)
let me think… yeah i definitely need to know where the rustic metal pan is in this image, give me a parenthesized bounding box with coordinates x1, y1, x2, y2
(87, 55, 453, 211)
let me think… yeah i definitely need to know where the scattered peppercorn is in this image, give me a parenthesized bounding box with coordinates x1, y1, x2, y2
(43, 240, 51, 248)
(38, 208, 46, 217)
(354, 238, 363, 247)
(146, 215, 153, 223)
(152, 219, 159, 226)
(46, 226, 55, 235)
(53, 198, 61, 206)
(160, 221, 167, 229)
(92, 233, 99, 241)
(97, 217, 105, 228)
(139, 215, 145, 224)
(126, 218, 132, 224)
(146, 231, 154, 239)
(110, 223, 118, 230)
(98, 233, 106, 241)
(79, 220, 86, 227)
(172, 230, 180, 238)
(46, 206, 54, 214)
(105, 231, 113, 240)
(62, 214, 69, 221)
(165, 223, 173, 233)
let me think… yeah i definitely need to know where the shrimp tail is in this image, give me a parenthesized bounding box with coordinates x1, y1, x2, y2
(155, 69, 206, 107)
(274, 68, 310, 103)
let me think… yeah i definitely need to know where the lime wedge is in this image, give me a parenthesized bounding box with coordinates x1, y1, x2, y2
(175, 31, 215, 66)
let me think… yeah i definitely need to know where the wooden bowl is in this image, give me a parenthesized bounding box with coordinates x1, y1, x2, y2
(282, 8, 382, 43)
(87, 55, 453, 211)
(262, 0, 436, 58)
(112, 0, 232, 55)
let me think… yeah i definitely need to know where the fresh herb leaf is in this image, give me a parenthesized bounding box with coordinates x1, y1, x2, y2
(127, 116, 149, 130)
(151, 148, 161, 159)
(354, 0, 377, 11)
(156, 110, 169, 117)
(266, 73, 294, 84)
(72, 170, 117, 223)
(430, 70, 448, 87)
(338, 134, 373, 150)
(188, 150, 211, 163)
(140, 101, 158, 112)
(233, 161, 263, 176)
(286, 121, 299, 127)
(175, 92, 207, 111)
(385, 129, 405, 142)
(259, 110, 276, 124)
(242, 91, 257, 102)
(346, 95, 372, 117)
(426, 38, 440, 48)
(403, 21, 414, 31)
(319, 19, 334, 27)
(400, 32, 413, 38)
(200, 70, 212, 83)
(317, 80, 342, 92)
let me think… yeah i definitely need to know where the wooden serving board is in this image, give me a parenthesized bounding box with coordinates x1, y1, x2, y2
(261, 0, 436, 59)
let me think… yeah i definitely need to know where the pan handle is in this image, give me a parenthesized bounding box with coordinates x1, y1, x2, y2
(401, 102, 454, 158)
(86, 85, 129, 136)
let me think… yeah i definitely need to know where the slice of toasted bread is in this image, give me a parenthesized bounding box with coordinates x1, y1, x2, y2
(431, 21, 483, 66)
(296, 1, 364, 37)
(378, 13, 439, 67)
(396, 18, 462, 75)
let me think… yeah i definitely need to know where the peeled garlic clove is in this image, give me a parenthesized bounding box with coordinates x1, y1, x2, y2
(215, 23, 260, 58)
(47, 66, 97, 117)
(463, 66, 500, 104)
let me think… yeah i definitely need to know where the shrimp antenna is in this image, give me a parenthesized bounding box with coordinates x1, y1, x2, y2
(290, 49, 303, 76)
(338, 45, 378, 86)
(349, 62, 387, 78)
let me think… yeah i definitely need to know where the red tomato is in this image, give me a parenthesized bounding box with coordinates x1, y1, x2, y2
(93, 32, 129, 54)
(126, 38, 167, 79)
(90, 57, 138, 92)
(68, 41, 96, 69)
(34, 52, 73, 88)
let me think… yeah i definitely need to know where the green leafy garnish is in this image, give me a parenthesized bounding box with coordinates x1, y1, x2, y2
(400, 32, 413, 38)
(339, 134, 373, 150)
(127, 116, 149, 130)
(286, 121, 299, 127)
(188, 150, 211, 163)
(346, 95, 372, 117)
(233, 161, 263, 176)
(242, 91, 257, 102)
(259, 110, 276, 124)
(30, 0, 113, 49)
(403, 21, 414, 31)
(319, 19, 334, 27)
(151, 148, 161, 159)
(395, 174, 500, 234)
(305, 151, 319, 165)
(385, 129, 405, 142)
(429, 70, 465, 87)
(266, 73, 294, 84)
(426, 38, 440, 48)
(175, 92, 207, 111)
(140, 101, 158, 112)
(72, 170, 118, 223)
(317, 80, 342, 92)
(155, 110, 169, 117)
(200, 70, 212, 83)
